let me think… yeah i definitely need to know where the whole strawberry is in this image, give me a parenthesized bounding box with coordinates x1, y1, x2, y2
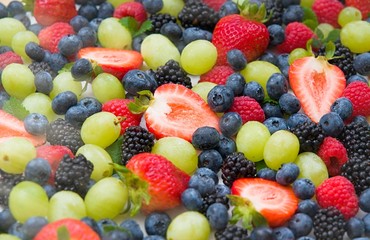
(33, 0, 77, 26)
(38, 22, 75, 53)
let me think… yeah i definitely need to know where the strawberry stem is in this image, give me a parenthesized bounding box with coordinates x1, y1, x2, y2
(128, 90, 154, 114)
(237, 0, 268, 22)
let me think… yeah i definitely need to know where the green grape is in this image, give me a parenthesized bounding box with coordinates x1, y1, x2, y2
(85, 177, 128, 220)
(48, 191, 86, 222)
(151, 137, 198, 175)
(1, 63, 36, 99)
(288, 48, 310, 65)
(263, 130, 300, 170)
(76, 144, 114, 181)
(9, 181, 49, 223)
(92, 73, 125, 103)
(300, 0, 314, 8)
(0, 18, 26, 47)
(0, 137, 36, 174)
(160, 0, 184, 16)
(98, 17, 132, 49)
(107, 0, 133, 8)
(11, 30, 39, 63)
(49, 72, 83, 99)
(0, 234, 21, 240)
(22, 92, 59, 122)
(295, 152, 329, 187)
(81, 112, 121, 148)
(180, 40, 217, 75)
(338, 7, 362, 27)
(191, 82, 217, 102)
(167, 211, 211, 240)
(315, 23, 334, 39)
(340, 20, 370, 53)
(236, 121, 271, 162)
(141, 34, 180, 70)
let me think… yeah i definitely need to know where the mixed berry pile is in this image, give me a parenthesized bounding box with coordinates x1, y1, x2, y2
(0, 0, 369, 239)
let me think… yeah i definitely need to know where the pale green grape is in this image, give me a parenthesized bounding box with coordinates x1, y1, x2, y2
(48, 191, 86, 222)
(180, 40, 217, 75)
(92, 73, 125, 103)
(0, 234, 21, 240)
(0, 18, 26, 47)
(76, 144, 114, 181)
(49, 72, 83, 99)
(263, 130, 300, 170)
(81, 112, 121, 148)
(340, 20, 370, 53)
(141, 34, 180, 70)
(236, 121, 271, 162)
(300, 0, 314, 8)
(288, 48, 310, 65)
(9, 181, 49, 223)
(160, 0, 184, 17)
(295, 152, 329, 187)
(151, 137, 198, 174)
(84, 177, 128, 220)
(338, 7, 362, 27)
(191, 82, 217, 102)
(11, 30, 39, 63)
(98, 17, 132, 49)
(0, 137, 36, 174)
(315, 23, 334, 39)
(167, 211, 211, 240)
(107, 0, 133, 8)
(1, 63, 36, 99)
(22, 93, 59, 122)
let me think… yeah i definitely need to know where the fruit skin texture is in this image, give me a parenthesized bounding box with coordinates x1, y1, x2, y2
(203, 0, 225, 11)
(342, 81, 370, 119)
(277, 22, 315, 53)
(126, 153, 190, 213)
(289, 56, 346, 123)
(212, 14, 269, 65)
(33, 0, 77, 26)
(0, 51, 23, 70)
(312, 0, 344, 28)
(316, 176, 359, 220)
(317, 137, 348, 177)
(38, 22, 75, 53)
(113, 2, 147, 24)
(345, 0, 370, 20)
(34, 218, 100, 240)
(227, 96, 265, 124)
(199, 65, 234, 85)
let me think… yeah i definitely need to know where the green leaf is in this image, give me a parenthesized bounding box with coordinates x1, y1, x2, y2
(303, 19, 318, 31)
(302, 6, 318, 30)
(106, 135, 123, 164)
(251, 209, 268, 228)
(314, 28, 324, 41)
(57, 226, 70, 240)
(325, 41, 336, 59)
(326, 29, 340, 43)
(120, 17, 152, 38)
(135, 20, 152, 37)
(2, 97, 30, 120)
(21, 0, 34, 12)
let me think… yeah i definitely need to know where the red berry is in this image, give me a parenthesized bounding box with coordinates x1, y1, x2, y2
(342, 81, 370, 119)
(38, 22, 75, 53)
(312, 0, 344, 28)
(317, 137, 348, 176)
(0, 51, 23, 70)
(113, 2, 147, 24)
(227, 96, 265, 124)
(345, 0, 370, 20)
(34, 0, 77, 26)
(199, 65, 234, 85)
(203, 0, 226, 11)
(277, 22, 315, 53)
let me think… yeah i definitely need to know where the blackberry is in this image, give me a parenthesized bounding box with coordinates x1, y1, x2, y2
(0, 170, 23, 207)
(338, 120, 370, 159)
(121, 126, 155, 165)
(215, 225, 249, 240)
(201, 191, 229, 214)
(290, 121, 325, 153)
(313, 207, 346, 240)
(341, 154, 370, 195)
(46, 118, 84, 154)
(263, 0, 284, 26)
(28, 61, 56, 78)
(148, 13, 176, 33)
(54, 154, 93, 197)
(221, 152, 257, 187)
(154, 60, 192, 88)
(178, 1, 220, 31)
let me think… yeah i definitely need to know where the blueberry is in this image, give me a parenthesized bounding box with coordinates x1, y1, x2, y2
(119, 219, 143, 240)
(215, 184, 231, 196)
(273, 227, 295, 240)
(206, 203, 229, 231)
(97, 2, 114, 19)
(58, 34, 83, 57)
(78, 26, 98, 48)
(28, 23, 43, 35)
(219, 1, 239, 17)
(360, 189, 370, 213)
(160, 22, 182, 43)
(288, 213, 313, 238)
(352, 115, 370, 128)
(292, 178, 315, 200)
(263, 117, 288, 134)
(346, 217, 365, 239)
(259, 52, 278, 66)
(297, 237, 315, 240)
(24, 113, 49, 136)
(0, 90, 10, 108)
(25, 42, 45, 62)
(215, 135, 236, 158)
(297, 199, 319, 218)
(143, 236, 165, 240)
(364, 214, 370, 237)
(266, 73, 288, 100)
(0, 208, 16, 232)
(257, 167, 277, 181)
(143, 0, 163, 14)
(198, 149, 223, 173)
(21, 216, 48, 240)
(182, 27, 212, 45)
(8, 222, 24, 239)
(75, 0, 89, 5)
(123, 69, 157, 95)
(250, 226, 275, 240)
(78, 4, 98, 21)
(24, 157, 52, 185)
(279, 93, 301, 114)
(181, 188, 203, 211)
(347, 74, 369, 86)
(330, 97, 353, 120)
(226, 73, 245, 96)
(7, 1, 24, 17)
(275, 163, 300, 186)
(70, 15, 89, 32)
(81, 217, 101, 236)
(0, 3, 7, 18)
(319, 112, 344, 137)
(268, 24, 285, 46)
(194, 167, 219, 185)
(51, 91, 78, 115)
(192, 126, 220, 150)
(102, 230, 131, 240)
(89, 18, 103, 32)
(282, 0, 300, 8)
(43, 184, 57, 199)
(219, 112, 242, 137)
(243, 81, 265, 102)
(282, 5, 304, 24)
(65, 105, 90, 127)
(144, 212, 171, 237)
(262, 102, 283, 118)
(207, 85, 234, 112)
(354, 52, 370, 76)
(227, 49, 247, 71)
(132, 33, 147, 52)
(97, 218, 117, 234)
(44, 53, 68, 72)
(71, 58, 93, 81)
(276, 53, 290, 78)
(188, 173, 216, 197)
(0, 46, 12, 54)
(34, 71, 53, 95)
(287, 113, 311, 129)
(14, 13, 30, 28)
(78, 97, 102, 116)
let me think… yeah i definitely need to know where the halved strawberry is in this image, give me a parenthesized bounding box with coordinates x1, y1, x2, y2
(289, 56, 346, 123)
(231, 178, 299, 228)
(77, 47, 143, 80)
(0, 110, 45, 146)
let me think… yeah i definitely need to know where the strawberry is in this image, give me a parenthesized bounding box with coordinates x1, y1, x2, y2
(78, 47, 143, 80)
(316, 176, 359, 220)
(113, 2, 147, 24)
(34, 218, 100, 240)
(288, 56, 346, 123)
(199, 65, 234, 85)
(342, 81, 370, 118)
(33, 0, 77, 26)
(0, 52, 23, 70)
(0, 110, 45, 146)
(276, 22, 315, 53)
(345, 0, 370, 20)
(38, 22, 75, 53)
(203, 0, 226, 11)
(227, 96, 265, 124)
(231, 178, 299, 228)
(317, 137, 348, 176)
(312, 0, 344, 28)
(102, 99, 143, 134)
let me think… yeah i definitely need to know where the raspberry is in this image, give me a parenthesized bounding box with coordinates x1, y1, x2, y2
(199, 65, 234, 85)
(0, 51, 23, 70)
(345, 0, 370, 20)
(276, 22, 315, 53)
(227, 96, 265, 124)
(38, 22, 75, 53)
(317, 137, 348, 176)
(342, 81, 370, 118)
(316, 175, 359, 219)
(113, 2, 147, 24)
(202, 0, 226, 11)
(312, 0, 344, 28)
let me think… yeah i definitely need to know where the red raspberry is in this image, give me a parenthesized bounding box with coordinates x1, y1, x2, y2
(345, 0, 370, 20)
(342, 81, 370, 118)
(199, 65, 234, 85)
(316, 176, 359, 220)
(276, 22, 315, 53)
(102, 99, 143, 134)
(227, 96, 265, 123)
(317, 137, 348, 176)
(113, 2, 147, 24)
(312, 0, 344, 28)
(0, 51, 23, 70)
(203, 0, 226, 11)
(38, 22, 75, 53)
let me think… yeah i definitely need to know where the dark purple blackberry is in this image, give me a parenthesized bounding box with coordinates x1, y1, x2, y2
(121, 126, 155, 165)
(0, 170, 23, 206)
(54, 154, 93, 197)
(341, 154, 370, 195)
(201, 191, 229, 214)
(28, 61, 56, 78)
(290, 121, 325, 153)
(154, 60, 192, 88)
(221, 152, 256, 187)
(215, 225, 249, 240)
(263, 0, 284, 26)
(313, 207, 346, 240)
(46, 118, 84, 154)
(148, 13, 176, 33)
(338, 120, 370, 159)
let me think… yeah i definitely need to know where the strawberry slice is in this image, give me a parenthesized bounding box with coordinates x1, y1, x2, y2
(77, 47, 143, 80)
(0, 110, 45, 146)
(231, 178, 299, 228)
(289, 56, 346, 123)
